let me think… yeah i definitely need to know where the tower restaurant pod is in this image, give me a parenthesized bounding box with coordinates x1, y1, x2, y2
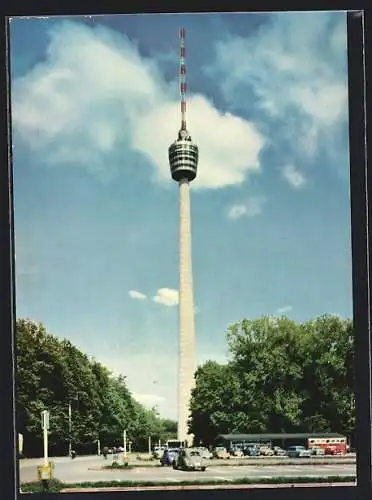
(169, 128, 199, 182)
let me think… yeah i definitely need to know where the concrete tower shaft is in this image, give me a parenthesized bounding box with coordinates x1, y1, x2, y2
(178, 178, 196, 443)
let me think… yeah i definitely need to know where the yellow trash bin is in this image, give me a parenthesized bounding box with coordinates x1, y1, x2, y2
(37, 463, 52, 481)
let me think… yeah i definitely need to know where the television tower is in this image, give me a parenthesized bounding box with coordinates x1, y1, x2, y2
(168, 28, 199, 445)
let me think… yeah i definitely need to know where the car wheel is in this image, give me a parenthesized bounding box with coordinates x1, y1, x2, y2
(201, 467, 206, 471)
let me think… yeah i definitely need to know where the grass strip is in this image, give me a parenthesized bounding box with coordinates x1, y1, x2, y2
(20, 475, 356, 493)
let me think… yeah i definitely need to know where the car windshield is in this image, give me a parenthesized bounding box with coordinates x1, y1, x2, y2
(190, 451, 200, 456)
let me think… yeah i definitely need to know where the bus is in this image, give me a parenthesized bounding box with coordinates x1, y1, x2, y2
(166, 440, 185, 449)
(307, 436, 347, 455)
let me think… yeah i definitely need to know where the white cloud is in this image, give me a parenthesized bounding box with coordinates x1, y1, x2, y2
(227, 196, 266, 219)
(133, 96, 264, 189)
(281, 165, 307, 189)
(206, 12, 348, 168)
(153, 288, 179, 307)
(275, 305, 293, 315)
(128, 290, 147, 300)
(12, 20, 265, 190)
(133, 393, 166, 405)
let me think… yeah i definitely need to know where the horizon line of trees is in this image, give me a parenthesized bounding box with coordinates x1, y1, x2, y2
(16, 318, 177, 457)
(188, 314, 355, 447)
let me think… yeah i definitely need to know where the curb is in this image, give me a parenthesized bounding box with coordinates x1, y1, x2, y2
(61, 482, 356, 492)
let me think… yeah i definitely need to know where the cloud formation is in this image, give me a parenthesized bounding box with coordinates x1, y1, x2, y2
(281, 165, 307, 189)
(133, 393, 166, 405)
(227, 196, 266, 219)
(12, 21, 265, 190)
(153, 288, 179, 307)
(206, 12, 348, 171)
(275, 305, 293, 315)
(128, 290, 147, 300)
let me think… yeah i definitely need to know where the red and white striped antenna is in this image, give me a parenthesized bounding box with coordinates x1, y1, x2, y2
(179, 28, 187, 131)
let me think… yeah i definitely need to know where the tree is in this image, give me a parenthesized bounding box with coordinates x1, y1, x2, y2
(15, 318, 167, 456)
(189, 315, 355, 445)
(299, 315, 355, 437)
(188, 360, 243, 445)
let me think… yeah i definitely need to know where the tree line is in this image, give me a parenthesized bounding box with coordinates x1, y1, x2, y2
(189, 315, 355, 446)
(16, 318, 177, 457)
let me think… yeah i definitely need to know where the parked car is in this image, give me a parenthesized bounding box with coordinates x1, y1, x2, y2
(242, 444, 260, 456)
(197, 447, 213, 459)
(229, 447, 244, 458)
(213, 446, 230, 459)
(286, 446, 312, 458)
(173, 448, 207, 471)
(259, 445, 274, 456)
(273, 446, 287, 456)
(160, 448, 179, 466)
(153, 446, 166, 459)
(310, 446, 325, 456)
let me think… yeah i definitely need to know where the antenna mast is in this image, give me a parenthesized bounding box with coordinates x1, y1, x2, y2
(179, 28, 187, 131)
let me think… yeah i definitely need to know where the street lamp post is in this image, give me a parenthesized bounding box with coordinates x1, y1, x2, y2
(68, 402, 72, 457)
(68, 395, 79, 457)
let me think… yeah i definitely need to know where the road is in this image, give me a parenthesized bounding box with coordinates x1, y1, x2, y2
(19, 456, 356, 485)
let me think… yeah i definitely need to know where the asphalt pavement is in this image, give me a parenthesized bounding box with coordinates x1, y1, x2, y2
(19, 455, 356, 485)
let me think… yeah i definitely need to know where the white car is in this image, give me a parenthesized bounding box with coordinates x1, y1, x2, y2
(259, 445, 274, 456)
(287, 446, 312, 458)
(153, 446, 166, 458)
(197, 447, 213, 459)
(230, 447, 244, 457)
(273, 446, 287, 456)
(310, 446, 325, 456)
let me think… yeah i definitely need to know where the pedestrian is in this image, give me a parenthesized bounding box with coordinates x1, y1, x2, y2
(103, 446, 108, 459)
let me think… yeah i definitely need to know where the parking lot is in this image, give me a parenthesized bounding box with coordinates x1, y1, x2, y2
(19, 453, 356, 485)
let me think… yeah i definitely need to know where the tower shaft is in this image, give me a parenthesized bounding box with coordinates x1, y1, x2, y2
(178, 178, 196, 443)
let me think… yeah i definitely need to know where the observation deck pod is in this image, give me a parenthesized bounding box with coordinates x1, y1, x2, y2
(169, 129, 199, 182)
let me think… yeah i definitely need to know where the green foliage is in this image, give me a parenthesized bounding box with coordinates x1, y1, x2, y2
(16, 318, 177, 456)
(20, 478, 65, 493)
(189, 315, 355, 445)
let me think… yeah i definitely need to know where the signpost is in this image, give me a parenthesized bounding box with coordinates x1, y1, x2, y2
(148, 436, 152, 456)
(37, 410, 52, 487)
(41, 410, 49, 467)
(123, 429, 127, 458)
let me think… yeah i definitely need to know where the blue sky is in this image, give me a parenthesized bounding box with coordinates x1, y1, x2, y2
(10, 12, 351, 419)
